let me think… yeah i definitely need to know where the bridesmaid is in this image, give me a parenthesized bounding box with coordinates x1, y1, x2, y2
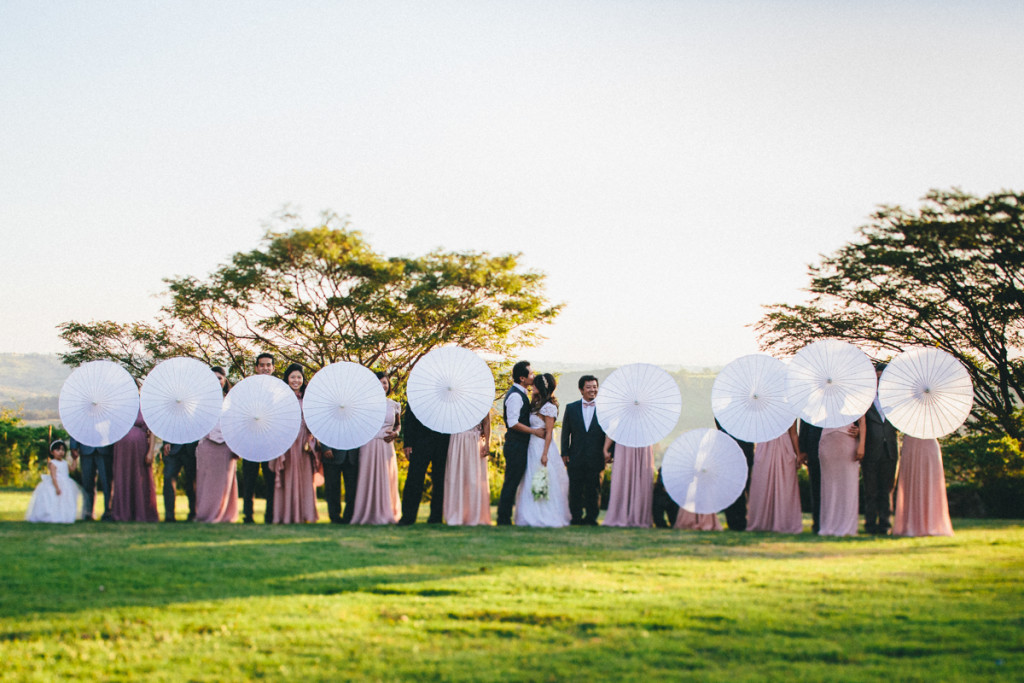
(195, 366, 238, 523)
(443, 413, 492, 526)
(111, 402, 160, 522)
(817, 417, 866, 536)
(273, 364, 319, 524)
(893, 436, 954, 537)
(350, 371, 402, 525)
(602, 438, 654, 528)
(746, 422, 804, 534)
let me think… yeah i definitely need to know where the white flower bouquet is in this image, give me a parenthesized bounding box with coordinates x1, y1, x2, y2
(531, 466, 549, 501)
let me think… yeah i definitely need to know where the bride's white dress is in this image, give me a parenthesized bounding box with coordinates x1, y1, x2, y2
(515, 402, 571, 527)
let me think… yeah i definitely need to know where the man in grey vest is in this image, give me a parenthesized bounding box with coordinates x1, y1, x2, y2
(318, 442, 360, 524)
(496, 360, 545, 525)
(241, 352, 278, 523)
(161, 441, 197, 522)
(69, 437, 113, 521)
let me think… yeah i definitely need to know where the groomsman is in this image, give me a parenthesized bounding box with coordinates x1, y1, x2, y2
(68, 437, 113, 521)
(241, 353, 278, 524)
(560, 375, 609, 525)
(718, 419, 754, 531)
(319, 442, 359, 524)
(797, 420, 823, 534)
(863, 363, 899, 535)
(161, 441, 197, 522)
(399, 405, 451, 525)
(496, 360, 543, 525)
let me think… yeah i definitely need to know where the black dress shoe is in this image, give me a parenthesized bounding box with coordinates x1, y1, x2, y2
(243, 517, 255, 524)
(397, 518, 415, 526)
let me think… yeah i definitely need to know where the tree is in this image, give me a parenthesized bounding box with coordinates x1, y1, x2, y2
(756, 188, 1024, 443)
(0, 407, 66, 485)
(59, 210, 562, 383)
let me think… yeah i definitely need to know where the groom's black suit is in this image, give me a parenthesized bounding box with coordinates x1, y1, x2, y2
(560, 399, 607, 525)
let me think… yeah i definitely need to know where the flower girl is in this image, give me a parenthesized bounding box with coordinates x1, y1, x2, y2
(26, 440, 83, 523)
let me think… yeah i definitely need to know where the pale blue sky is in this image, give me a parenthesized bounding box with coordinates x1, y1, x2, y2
(2, 1, 1022, 366)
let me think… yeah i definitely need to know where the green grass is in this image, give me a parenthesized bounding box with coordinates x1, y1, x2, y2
(1, 490, 1021, 682)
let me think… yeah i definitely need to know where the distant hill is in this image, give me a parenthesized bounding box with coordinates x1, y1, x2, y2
(0, 353, 70, 423)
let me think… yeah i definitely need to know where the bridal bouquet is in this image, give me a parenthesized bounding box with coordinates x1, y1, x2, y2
(531, 467, 549, 501)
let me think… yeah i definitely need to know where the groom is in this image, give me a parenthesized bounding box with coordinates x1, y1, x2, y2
(560, 375, 608, 525)
(496, 360, 544, 525)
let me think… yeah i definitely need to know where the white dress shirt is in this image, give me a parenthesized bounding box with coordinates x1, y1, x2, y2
(504, 385, 528, 429)
(582, 400, 596, 431)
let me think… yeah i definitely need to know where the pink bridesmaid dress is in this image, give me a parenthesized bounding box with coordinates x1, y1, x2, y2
(818, 426, 861, 536)
(273, 401, 319, 524)
(893, 436, 954, 537)
(194, 421, 239, 523)
(350, 399, 402, 525)
(111, 410, 159, 522)
(443, 423, 491, 526)
(674, 510, 723, 531)
(603, 445, 654, 528)
(746, 431, 803, 533)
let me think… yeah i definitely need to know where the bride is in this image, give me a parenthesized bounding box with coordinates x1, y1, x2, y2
(515, 373, 571, 527)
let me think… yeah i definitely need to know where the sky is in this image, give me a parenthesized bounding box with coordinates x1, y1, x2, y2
(2, 0, 1022, 368)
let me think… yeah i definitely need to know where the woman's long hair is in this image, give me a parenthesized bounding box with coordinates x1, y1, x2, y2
(283, 363, 307, 398)
(211, 366, 232, 395)
(530, 373, 558, 413)
(375, 370, 392, 396)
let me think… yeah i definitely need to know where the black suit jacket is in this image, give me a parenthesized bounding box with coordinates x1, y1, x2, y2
(560, 400, 607, 471)
(402, 404, 450, 452)
(864, 404, 899, 461)
(317, 441, 359, 466)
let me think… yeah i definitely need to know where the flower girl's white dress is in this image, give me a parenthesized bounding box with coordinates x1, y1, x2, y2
(26, 459, 82, 524)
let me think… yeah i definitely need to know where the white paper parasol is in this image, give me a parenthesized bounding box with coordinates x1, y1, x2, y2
(58, 360, 140, 447)
(221, 374, 301, 462)
(140, 357, 224, 444)
(595, 363, 681, 447)
(662, 428, 749, 514)
(878, 348, 973, 438)
(711, 354, 794, 443)
(303, 362, 387, 449)
(406, 346, 495, 434)
(786, 340, 877, 428)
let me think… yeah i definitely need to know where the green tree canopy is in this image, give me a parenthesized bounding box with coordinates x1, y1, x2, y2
(756, 188, 1024, 442)
(59, 210, 561, 385)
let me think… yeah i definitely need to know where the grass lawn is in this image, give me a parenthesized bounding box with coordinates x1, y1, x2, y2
(1, 489, 1021, 682)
